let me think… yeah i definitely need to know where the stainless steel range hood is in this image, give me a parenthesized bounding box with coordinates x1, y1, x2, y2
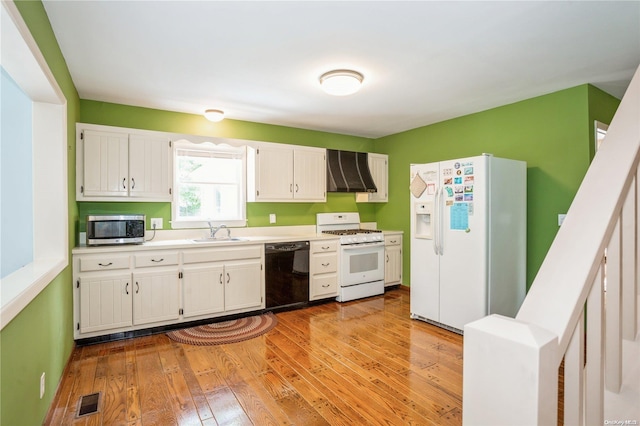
(326, 149, 377, 193)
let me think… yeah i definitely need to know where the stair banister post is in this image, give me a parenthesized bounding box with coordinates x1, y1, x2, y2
(463, 314, 558, 426)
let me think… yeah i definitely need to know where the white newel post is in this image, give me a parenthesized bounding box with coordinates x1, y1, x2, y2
(463, 315, 558, 426)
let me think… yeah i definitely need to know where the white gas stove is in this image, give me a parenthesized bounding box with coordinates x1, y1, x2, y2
(316, 213, 385, 302)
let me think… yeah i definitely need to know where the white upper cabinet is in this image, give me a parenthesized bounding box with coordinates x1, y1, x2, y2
(128, 134, 172, 199)
(357, 153, 388, 203)
(251, 145, 294, 200)
(249, 144, 326, 202)
(293, 148, 326, 200)
(77, 125, 172, 202)
(82, 130, 129, 197)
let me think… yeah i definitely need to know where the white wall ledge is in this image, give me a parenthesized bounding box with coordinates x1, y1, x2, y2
(0, 258, 67, 330)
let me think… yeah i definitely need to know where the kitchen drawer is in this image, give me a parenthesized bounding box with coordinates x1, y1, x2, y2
(310, 252, 337, 274)
(182, 245, 262, 264)
(134, 252, 179, 268)
(310, 274, 338, 300)
(311, 240, 338, 253)
(384, 235, 402, 246)
(79, 255, 130, 272)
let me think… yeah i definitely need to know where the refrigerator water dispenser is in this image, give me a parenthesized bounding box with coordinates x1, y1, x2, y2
(415, 202, 433, 239)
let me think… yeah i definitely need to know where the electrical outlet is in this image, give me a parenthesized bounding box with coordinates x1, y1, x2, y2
(40, 372, 45, 399)
(269, 214, 276, 224)
(150, 218, 163, 230)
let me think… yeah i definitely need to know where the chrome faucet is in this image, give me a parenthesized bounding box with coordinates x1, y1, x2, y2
(207, 222, 230, 239)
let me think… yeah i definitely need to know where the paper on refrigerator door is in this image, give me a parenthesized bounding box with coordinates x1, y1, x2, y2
(450, 203, 469, 231)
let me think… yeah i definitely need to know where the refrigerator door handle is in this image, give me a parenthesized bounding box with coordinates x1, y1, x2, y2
(438, 186, 445, 255)
(433, 188, 439, 255)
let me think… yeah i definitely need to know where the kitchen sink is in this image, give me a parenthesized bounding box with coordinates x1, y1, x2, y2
(191, 237, 247, 243)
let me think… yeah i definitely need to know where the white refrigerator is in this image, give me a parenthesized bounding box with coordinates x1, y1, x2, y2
(409, 154, 527, 332)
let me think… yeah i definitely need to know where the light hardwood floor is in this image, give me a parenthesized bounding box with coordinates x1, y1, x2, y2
(46, 287, 463, 425)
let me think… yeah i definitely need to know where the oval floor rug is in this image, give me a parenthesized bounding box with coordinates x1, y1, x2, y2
(166, 312, 278, 346)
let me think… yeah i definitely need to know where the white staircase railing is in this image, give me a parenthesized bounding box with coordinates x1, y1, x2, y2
(463, 65, 640, 426)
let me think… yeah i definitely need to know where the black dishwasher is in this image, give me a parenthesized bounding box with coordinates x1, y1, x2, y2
(265, 241, 310, 309)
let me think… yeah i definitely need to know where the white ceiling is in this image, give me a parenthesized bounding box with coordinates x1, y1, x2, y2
(43, 1, 640, 139)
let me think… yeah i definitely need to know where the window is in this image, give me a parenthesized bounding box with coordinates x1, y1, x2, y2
(1, 66, 33, 278)
(1, 1, 68, 329)
(172, 140, 246, 228)
(595, 120, 609, 152)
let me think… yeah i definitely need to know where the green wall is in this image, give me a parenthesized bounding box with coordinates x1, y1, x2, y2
(1, 1, 80, 425)
(374, 85, 620, 288)
(77, 100, 377, 235)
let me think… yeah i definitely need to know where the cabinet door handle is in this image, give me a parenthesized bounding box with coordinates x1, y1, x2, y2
(219, 273, 223, 284)
(125, 283, 129, 294)
(131, 177, 135, 189)
(98, 262, 113, 267)
(390, 240, 397, 244)
(151, 258, 164, 263)
(321, 262, 330, 267)
(322, 284, 330, 288)
(226, 273, 230, 283)
(136, 282, 139, 294)
(295, 184, 299, 193)
(386, 254, 389, 263)
(322, 246, 330, 250)
(290, 183, 293, 193)
(123, 178, 126, 189)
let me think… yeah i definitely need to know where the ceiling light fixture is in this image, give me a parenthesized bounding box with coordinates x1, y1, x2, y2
(204, 109, 225, 122)
(319, 69, 364, 96)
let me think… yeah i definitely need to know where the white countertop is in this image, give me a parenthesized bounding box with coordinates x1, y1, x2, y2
(73, 224, 403, 254)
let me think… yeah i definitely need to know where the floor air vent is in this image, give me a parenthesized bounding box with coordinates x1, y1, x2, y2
(76, 392, 100, 417)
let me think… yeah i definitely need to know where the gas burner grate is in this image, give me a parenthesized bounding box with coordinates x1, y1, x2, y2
(322, 229, 382, 235)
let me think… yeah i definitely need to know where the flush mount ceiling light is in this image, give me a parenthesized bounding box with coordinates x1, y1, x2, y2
(319, 69, 364, 96)
(204, 109, 225, 122)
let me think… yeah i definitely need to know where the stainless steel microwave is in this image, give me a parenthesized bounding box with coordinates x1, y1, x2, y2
(86, 214, 145, 246)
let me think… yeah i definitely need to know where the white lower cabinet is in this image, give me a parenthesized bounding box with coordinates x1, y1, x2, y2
(223, 259, 263, 312)
(132, 268, 180, 325)
(182, 245, 264, 319)
(384, 234, 403, 287)
(182, 263, 225, 318)
(181, 258, 262, 318)
(74, 244, 264, 339)
(309, 239, 339, 301)
(78, 273, 132, 334)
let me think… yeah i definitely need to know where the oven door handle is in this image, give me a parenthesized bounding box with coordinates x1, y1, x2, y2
(341, 242, 384, 250)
